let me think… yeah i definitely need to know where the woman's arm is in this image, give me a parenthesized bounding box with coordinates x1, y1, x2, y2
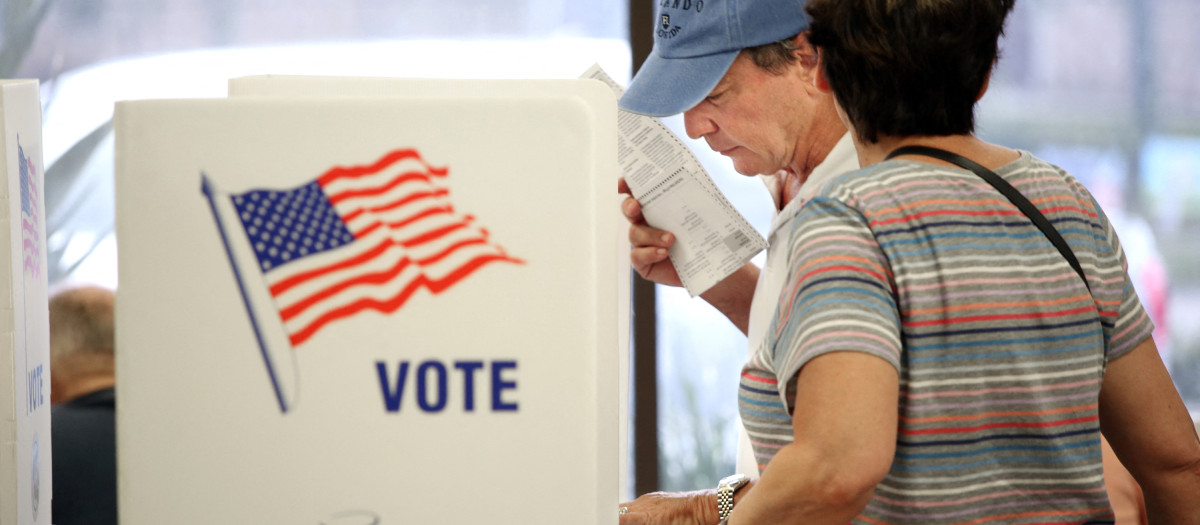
(1099, 336, 1200, 524)
(726, 351, 897, 524)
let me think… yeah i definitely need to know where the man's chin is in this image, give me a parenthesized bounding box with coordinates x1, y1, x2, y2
(720, 151, 778, 177)
(729, 160, 770, 177)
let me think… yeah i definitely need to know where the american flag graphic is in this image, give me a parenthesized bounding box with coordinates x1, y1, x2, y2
(220, 148, 523, 347)
(18, 139, 41, 278)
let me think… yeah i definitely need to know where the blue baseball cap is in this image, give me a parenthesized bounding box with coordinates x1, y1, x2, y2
(619, 0, 811, 117)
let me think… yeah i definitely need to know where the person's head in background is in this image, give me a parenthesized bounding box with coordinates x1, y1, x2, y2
(620, 0, 845, 183)
(49, 285, 116, 405)
(807, 0, 1017, 148)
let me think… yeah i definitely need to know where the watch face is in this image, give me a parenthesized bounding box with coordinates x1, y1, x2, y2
(720, 473, 749, 488)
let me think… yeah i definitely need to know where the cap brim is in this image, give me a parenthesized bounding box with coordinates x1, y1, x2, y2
(618, 49, 740, 117)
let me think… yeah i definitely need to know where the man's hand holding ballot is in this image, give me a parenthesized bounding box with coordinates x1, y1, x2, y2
(585, 64, 767, 298)
(617, 175, 761, 334)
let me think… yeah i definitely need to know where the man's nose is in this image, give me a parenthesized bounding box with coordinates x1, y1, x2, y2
(682, 105, 715, 140)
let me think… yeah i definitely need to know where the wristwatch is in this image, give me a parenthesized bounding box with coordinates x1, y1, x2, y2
(716, 473, 750, 523)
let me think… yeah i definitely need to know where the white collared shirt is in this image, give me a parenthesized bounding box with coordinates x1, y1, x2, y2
(735, 132, 859, 478)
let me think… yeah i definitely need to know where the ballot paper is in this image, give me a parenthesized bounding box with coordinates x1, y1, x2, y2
(584, 64, 766, 296)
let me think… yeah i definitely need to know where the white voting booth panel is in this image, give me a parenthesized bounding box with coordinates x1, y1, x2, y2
(0, 80, 51, 525)
(115, 84, 618, 524)
(227, 74, 633, 501)
(0, 79, 51, 525)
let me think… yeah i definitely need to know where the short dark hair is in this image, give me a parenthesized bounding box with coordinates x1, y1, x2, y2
(745, 35, 803, 75)
(807, 0, 1016, 143)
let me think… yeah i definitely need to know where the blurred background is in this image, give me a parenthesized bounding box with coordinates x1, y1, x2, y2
(3, 0, 1195, 499)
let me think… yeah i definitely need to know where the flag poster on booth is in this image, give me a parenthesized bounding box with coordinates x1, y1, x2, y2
(0, 79, 51, 525)
(114, 89, 618, 525)
(201, 147, 527, 412)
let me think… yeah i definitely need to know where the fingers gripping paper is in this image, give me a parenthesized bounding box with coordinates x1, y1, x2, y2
(584, 65, 766, 296)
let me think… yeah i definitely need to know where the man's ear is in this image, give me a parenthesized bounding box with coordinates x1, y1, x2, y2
(814, 51, 833, 94)
(791, 32, 815, 54)
(791, 32, 818, 66)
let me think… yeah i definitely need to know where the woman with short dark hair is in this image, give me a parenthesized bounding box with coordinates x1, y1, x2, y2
(703, 0, 1200, 523)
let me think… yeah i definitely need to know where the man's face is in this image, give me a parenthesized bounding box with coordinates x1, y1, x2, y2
(683, 51, 812, 176)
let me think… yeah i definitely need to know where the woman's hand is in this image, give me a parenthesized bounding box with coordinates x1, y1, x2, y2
(618, 489, 719, 525)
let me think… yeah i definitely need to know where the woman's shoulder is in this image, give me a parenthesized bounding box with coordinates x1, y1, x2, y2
(805, 157, 980, 210)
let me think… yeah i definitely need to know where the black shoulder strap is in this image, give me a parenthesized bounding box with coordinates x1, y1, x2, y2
(886, 145, 1090, 291)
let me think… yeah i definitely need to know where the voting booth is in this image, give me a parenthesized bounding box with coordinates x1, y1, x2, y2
(226, 73, 634, 502)
(115, 81, 620, 523)
(0, 79, 51, 525)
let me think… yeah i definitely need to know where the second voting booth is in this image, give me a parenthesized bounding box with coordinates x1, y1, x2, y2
(114, 80, 621, 523)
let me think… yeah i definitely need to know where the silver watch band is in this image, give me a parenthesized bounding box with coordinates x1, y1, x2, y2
(717, 487, 735, 519)
(716, 473, 749, 522)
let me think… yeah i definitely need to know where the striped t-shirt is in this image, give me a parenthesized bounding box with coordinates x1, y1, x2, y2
(738, 151, 1154, 525)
